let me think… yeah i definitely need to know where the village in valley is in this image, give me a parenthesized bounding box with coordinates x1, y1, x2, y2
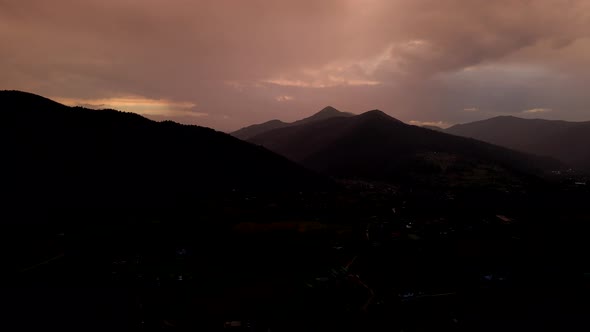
(37, 173, 581, 331)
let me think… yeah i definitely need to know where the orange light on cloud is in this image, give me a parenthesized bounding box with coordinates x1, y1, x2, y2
(409, 120, 452, 129)
(523, 108, 553, 114)
(53, 96, 207, 118)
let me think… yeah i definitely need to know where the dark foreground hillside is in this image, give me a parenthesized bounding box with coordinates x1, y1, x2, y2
(3, 183, 588, 332)
(0, 91, 330, 208)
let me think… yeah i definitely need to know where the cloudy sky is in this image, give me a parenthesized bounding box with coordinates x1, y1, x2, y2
(2, 0, 590, 131)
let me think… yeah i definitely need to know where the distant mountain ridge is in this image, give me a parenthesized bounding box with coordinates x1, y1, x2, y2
(446, 116, 590, 171)
(0, 90, 330, 208)
(422, 125, 443, 131)
(246, 109, 560, 188)
(231, 106, 354, 140)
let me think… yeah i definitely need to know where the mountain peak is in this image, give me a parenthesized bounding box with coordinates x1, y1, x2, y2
(363, 109, 386, 116)
(317, 106, 340, 115)
(358, 109, 403, 123)
(295, 106, 354, 125)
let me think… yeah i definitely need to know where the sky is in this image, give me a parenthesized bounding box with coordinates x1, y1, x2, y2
(2, 0, 590, 131)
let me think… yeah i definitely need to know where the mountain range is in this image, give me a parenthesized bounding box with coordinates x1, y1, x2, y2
(0, 91, 328, 208)
(3, 90, 579, 209)
(446, 116, 590, 171)
(231, 106, 354, 140)
(241, 108, 559, 188)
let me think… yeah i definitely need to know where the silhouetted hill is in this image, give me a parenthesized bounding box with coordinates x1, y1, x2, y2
(0, 91, 330, 208)
(231, 106, 353, 140)
(446, 116, 590, 170)
(230, 119, 290, 140)
(422, 125, 443, 131)
(248, 110, 560, 188)
(293, 106, 354, 125)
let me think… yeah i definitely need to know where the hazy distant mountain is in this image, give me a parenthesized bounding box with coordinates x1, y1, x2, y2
(421, 125, 443, 131)
(0, 91, 329, 208)
(230, 119, 290, 141)
(446, 116, 590, 170)
(291, 106, 354, 126)
(231, 106, 353, 140)
(248, 110, 559, 187)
